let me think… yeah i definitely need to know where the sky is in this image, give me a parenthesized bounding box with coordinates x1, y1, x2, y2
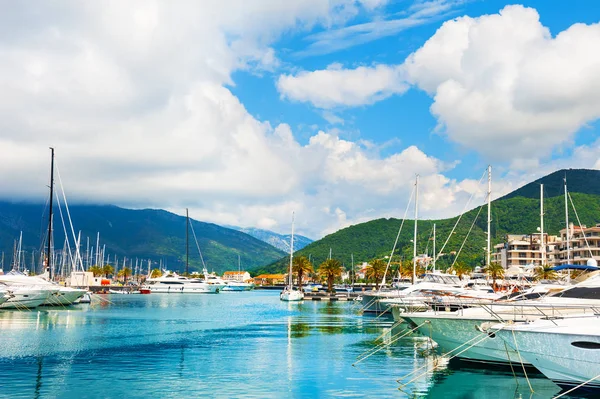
(1, 0, 600, 239)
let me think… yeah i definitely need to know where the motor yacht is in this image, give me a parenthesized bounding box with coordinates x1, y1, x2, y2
(141, 272, 220, 293)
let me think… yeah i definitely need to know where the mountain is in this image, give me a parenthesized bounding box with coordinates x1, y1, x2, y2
(228, 226, 313, 252)
(254, 169, 600, 275)
(0, 202, 285, 274)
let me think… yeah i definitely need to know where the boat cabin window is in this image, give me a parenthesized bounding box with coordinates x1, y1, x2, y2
(552, 287, 600, 300)
(423, 274, 461, 285)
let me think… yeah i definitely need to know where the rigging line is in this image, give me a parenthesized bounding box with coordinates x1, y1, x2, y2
(568, 192, 594, 259)
(353, 320, 428, 366)
(53, 186, 75, 273)
(423, 224, 435, 262)
(55, 163, 85, 272)
(552, 372, 600, 398)
(510, 328, 534, 393)
(451, 196, 487, 268)
(436, 167, 487, 263)
(378, 182, 415, 293)
(189, 220, 207, 269)
(396, 324, 496, 383)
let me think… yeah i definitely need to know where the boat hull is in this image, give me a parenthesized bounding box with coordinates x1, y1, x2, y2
(402, 314, 531, 366)
(280, 290, 304, 301)
(497, 318, 600, 389)
(0, 289, 52, 309)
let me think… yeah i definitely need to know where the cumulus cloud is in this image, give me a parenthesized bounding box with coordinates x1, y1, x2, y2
(404, 5, 600, 166)
(0, 1, 503, 239)
(277, 63, 407, 109)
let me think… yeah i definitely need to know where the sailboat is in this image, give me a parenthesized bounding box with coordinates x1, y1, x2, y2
(222, 255, 254, 291)
(280, 212, 304, 301)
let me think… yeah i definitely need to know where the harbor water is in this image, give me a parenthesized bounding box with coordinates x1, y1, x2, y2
(0, 291, 584, 398)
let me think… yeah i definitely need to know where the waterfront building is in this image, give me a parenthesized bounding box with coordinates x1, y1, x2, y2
(222, 271, 251, 282)
(253, 274, 285, 285)
(492, 233, 561, 269)
(556, 224, 600, 266)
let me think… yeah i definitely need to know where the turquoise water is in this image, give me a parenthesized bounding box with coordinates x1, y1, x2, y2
(0, 291, 585, 398)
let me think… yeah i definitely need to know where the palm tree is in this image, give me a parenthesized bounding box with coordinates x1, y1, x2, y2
(102, 264, 114, 278)
(89, 265, 103, 277)
(485, 262, 504, 291)
(365, 258, 387, 289)
(534, 265, 558, 281)
(449, 262, 471, 280)
(398, 260, 414, 280)
(318, 259, 343, 293)
(293, 256, 313, 291)
(118, 267, 132, 284)
(150, 268, 162, 278)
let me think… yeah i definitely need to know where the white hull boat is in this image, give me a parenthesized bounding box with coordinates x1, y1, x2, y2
(496, 314, 600, 391)
(0, 287, 54, 309)
(280, 288, 304, 301)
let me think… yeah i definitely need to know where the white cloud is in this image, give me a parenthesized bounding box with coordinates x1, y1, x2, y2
(277, 63, 407, 108)
(0, 1, 520, 240)
(404, 5, 600, 167)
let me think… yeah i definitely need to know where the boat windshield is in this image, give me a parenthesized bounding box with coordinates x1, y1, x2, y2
(422, 274, 461, 285)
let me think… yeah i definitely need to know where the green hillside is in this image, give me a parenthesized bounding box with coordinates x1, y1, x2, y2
(0, 203, 285, 274)
(255, 169, 600, 274)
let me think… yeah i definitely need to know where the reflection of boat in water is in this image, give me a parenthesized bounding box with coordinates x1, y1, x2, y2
(414, 361, 561, 399)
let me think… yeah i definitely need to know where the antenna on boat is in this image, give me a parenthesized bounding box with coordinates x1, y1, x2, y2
(47, 147, 54, 280)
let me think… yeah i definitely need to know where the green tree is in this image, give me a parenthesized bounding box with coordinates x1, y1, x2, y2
(292, 256, 313, 291)
(485, 262, 504, 291)
(318, 259, 343, 293)
(150, 268, 162, 278)
(449, 262, 471, 280)
(102, 264, 114, 278)
(118, 267, 132, 283)
(89, 265, 103, 277)
(534, 265, 558, 281)
(365, 258, 387, 289)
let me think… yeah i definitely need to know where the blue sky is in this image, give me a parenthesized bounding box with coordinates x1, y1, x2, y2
(1, 1, 599, 238)
(232, 0, 600, 181)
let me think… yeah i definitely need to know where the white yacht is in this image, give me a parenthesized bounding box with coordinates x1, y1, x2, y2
(0, 282, 56, 309)
(0, 285, 13, 306)
(495, 314, 600, 391)
(141, 273, 220, 294)
(0, 270, 86, 306)
(399, 277, 597, 366)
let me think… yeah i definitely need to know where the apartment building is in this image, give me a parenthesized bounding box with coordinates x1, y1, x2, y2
(492, 233, 561, 269)
(555, 224, 600, 266)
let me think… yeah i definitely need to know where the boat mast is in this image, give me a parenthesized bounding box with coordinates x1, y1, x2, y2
(432, 223, 436, 272)
(289, 212, 295, 290)
(564, 176, 570, 264)
(413, 175, 419, 284)
(486, 165, 492, 267)
(351, 253, 354, 286)
(186, 208, 189, 276)
(47, 147, 54, 280)
(540, 184, 545, 266)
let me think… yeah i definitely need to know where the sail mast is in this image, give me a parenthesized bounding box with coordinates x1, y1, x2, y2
(289, 212, 295, 290)
(413, 175, 419, 285)
(186, 208, 189, 276)
(540, 184, 545, 266)
(47, 147, 54, 280)
(564, 176, 570, 264)
(432, 223, 436, 272)
(486, 165, 492, 267)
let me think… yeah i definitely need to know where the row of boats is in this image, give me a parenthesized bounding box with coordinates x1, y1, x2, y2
(361, 269, 600, 393)
(0, 270, 90, 309)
